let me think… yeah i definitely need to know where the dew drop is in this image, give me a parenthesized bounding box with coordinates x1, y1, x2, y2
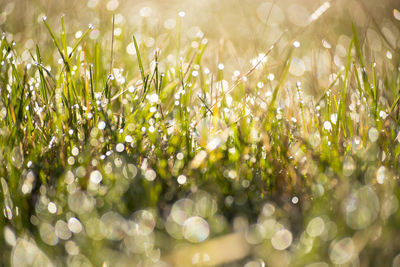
(106, 0, 119, 11)
(376, 166, 386, 184)
(144, 169, 156, 181)
(183, 216, 209, 243)
(368, 127, 379, 142)
(322, 39, 332, 49)
(98, 121, 106, 130)
(343, 156, 356, 177)
(394, 9, 400, 21)
(379, 110, 388, 120)
(268, 73, 275, 81)
(116, 143, 125, 152)
(262, 203, 276, 217)
(39, 223, 58, 246)
(306, 217, 325, 237)
(90, 170, 103, 184)
(71, 146, 79, 156)
(55, 220, 72, 240)
(345, 186, 379, 229)
(271, 229, 293, 250)
(4, 226, 16, 246)
(68, 217, 83, 234)
(48, 202, 57, 214)
(75, 31, 82, 39)
(132, 210, 155, 235)
(125, 135, 133, 143)
(177, 175, 187, 185)
(329, 237, 354, 265)
(4, 206, 13, 220)
(323, 121, 332, 131)
(140, 6, 152, 17)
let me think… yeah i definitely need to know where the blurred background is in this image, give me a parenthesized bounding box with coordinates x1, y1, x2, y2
(1, 0, 400, 96)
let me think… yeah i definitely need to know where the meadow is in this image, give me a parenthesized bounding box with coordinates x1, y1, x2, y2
(1, 0, 400, 266)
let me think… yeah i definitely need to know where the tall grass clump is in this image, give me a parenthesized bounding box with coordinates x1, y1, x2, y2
(0, 0, 400, 266)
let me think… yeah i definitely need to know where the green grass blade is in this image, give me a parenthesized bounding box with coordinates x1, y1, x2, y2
(132, 35, 145, 84)
(68, 26, 93, 58)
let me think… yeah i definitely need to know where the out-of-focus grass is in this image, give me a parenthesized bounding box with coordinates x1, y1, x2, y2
(0, 0, 400, 266)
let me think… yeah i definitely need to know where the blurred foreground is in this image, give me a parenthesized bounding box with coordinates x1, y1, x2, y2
(0, 0, 400, 266)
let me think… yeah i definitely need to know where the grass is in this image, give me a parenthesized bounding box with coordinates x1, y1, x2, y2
(0, 1, 400, 266)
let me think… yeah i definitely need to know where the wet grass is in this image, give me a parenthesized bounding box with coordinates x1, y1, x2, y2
(1, 2, 400, 266)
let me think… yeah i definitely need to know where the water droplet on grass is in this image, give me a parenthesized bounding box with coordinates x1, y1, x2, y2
(268, 73, 275, 80)
(149, 93, 159, 103)
(322, 39, 332, 48)
(329, 237, 354, 265)
(368, 127, 379, 142)
(262, 203, 275, 217)
(144, 169, 156, 181)
(376, 166, 386, 184)
(345, 186, 379, 229)
(177, 175, 187, 185)
(4, 206, 13, 220)
(55, 220, 71, 240)
(48, 202, 57, 214)
(176, 152, 184, 160)
(140, 6, 152, 17)
(106, 0, 119, 11)
(323, 121, 332, 131)
(394, 9, 400, 21)
(125, 135, 133, 143)
(183, 216, 209, 243)
(116, 143, 125, 152)
(132, 210, 155, 235)
(90, 170, 102, 184)
(171, 198, 194, 225)
(98, 121, 106, 130)
(68, 217, 82, 233)
(306, 217, 325, 237)
(271, 229, 293, 250)
(71, 146, 79, 156)
(379, 110, 388, 119)
(4, 226, 16, 246)
(75, 31, 82, 39)
(343, 156, 356, 177)
(330, 113, 337, 124)
(39, 223, 58, 246)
